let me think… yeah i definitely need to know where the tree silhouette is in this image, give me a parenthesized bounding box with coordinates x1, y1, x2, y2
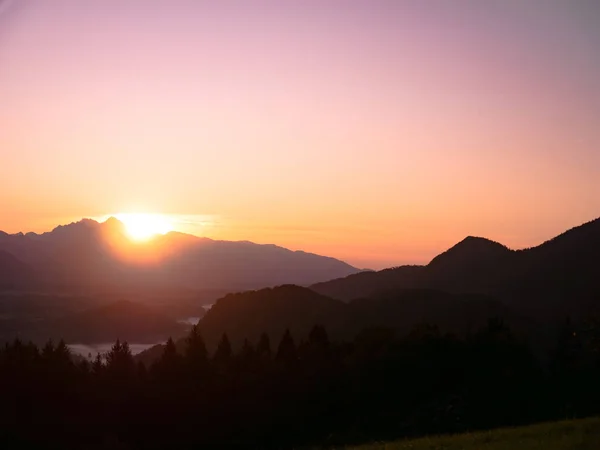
(154, 337, 183, 383)
(105, 339, 135, 382)
(308, 325, 330, 349)
(257, 333, 271, 358)
(214, 333, 233, 363)
(41, 339, 54, 360)
(1, 317, 599, 449)
(54, 340, 72, 366)
(92, 353, 104, 376)
(161, 338, 180, 366)
(276, 329, 297, 365)
(184, 325, 208, 379)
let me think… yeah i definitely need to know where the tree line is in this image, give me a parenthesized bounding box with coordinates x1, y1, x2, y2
(1, 317, 600, 449)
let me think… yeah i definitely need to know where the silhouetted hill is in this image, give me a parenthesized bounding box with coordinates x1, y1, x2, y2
(135, 284, 527, 364)
(308, 265, 426, 300)
(348, 289, 525, 336)
(311, 217, 600, 319)
(515, 218, 600, 296)
(24, 300, 186, 344)
(197, 285, 348, 350)
(426, 236, 514, 293)
(427, 236, 511, 270)
(0, 218, 359, 291)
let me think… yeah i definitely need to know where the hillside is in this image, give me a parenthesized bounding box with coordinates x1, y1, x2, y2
(346, 417, 600, 450)
(137, 284, 527, 364)
(198, 285, 348, 349)
(311, 218, 600, 319)
(14, 300, 186, 345)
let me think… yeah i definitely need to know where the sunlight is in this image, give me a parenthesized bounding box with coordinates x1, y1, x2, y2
(115, 213, 173, 241)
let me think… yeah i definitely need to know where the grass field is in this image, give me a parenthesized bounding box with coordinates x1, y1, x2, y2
(342, 417, 600, 450)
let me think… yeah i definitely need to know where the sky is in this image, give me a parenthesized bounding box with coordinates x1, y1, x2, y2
(1, 0, 599, 269)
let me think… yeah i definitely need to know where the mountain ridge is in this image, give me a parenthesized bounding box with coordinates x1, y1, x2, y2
(0, 218, 360, 291)
(311, 217, 600, 313)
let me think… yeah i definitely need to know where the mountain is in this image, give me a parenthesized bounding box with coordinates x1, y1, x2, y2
(0, 218, 360, 292)
(310, 237, 516, 301)
(311, 218, 600, 318)
(425, 236, 514, 294)
(0, 250, 35, 289)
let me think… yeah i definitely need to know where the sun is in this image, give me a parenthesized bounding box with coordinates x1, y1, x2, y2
(116, 213, 173, 241)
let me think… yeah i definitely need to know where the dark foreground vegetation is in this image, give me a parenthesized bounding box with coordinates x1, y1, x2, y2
(2, 316, 600, 449)
(347, 417, 600, 450)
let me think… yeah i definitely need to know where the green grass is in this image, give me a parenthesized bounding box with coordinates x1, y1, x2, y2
(340, 417, 600, 450)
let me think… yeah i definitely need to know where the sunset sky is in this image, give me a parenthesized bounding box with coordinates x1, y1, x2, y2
(1, 1, 599, 269)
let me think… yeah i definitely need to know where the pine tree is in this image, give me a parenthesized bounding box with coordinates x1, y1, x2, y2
(54, 340, 72, 366)
(161, 338, 180, 366)
(79, 358, 90, 376)
(106, 339, 135, 381)
(155, 338, 183, 383)
(306, 325, 331, 366)
(309, 325, 330, 350)
(257, 333, 271, 358)
(214, 333, 233, 363)
(238, 338, 256, 371)
(137, 361, 148, 381)
(42, 340, 54, 360)
(92, 353, 104, 376)
(276, 329, 297, 364)
(241, 338, 255, 358)
(184, 325, 209, 378)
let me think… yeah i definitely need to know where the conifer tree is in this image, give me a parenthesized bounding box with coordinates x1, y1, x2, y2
(184, 325, 209, 378)
(276, 329, 297, 364)
(213, 333, 233, 364)
(257, 333, 271, 358)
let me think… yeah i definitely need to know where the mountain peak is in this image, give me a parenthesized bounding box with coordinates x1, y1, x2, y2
(428, 236, 510, 269)
(457, 235, 506, 247)
(102, 216, 126, 233)
(103, 216, 122, 226)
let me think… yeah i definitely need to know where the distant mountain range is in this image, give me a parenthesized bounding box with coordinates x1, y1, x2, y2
(0, 218, 360, 291)
(2, 216, 599, 356)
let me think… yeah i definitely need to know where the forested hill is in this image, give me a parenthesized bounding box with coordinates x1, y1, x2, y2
(136, 284, 529, 365)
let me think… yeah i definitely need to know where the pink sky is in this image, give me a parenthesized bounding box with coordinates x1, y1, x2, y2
(1, 1, 599, 269)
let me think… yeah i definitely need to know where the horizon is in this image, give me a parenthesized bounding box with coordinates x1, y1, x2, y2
(2, 1, 600, 269)
(1, 214, 598, 270)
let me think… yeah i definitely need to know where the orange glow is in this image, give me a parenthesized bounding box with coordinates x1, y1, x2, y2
(116, 213, 173, 241)
(2, 2, 599, 269)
